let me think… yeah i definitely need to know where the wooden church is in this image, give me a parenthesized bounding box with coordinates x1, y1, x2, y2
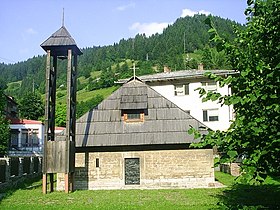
(56, 77, 215, 190)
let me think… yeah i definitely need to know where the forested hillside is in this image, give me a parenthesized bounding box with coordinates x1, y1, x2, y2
(0, 14, 242, 100)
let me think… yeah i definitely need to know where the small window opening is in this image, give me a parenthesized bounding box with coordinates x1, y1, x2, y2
(122, 109, 146, 122)
(96, 158, 100, 168)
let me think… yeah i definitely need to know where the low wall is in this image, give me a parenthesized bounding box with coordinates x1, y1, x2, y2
(220, 163, 240, 176)
(0, 156, 42, 191)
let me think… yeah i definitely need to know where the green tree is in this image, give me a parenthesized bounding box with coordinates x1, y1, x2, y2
(18, 92, 44, 120)
(201, 46, 231, 69)
(0, 89, 10, 156)
(192, 0, 280, 183)
(55, 103, 67, 127)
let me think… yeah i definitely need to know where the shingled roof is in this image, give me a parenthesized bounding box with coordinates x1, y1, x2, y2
(41, 26, 82, 56)
(75, 79, 207, 148)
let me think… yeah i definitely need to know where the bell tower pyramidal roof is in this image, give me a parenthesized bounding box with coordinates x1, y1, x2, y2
(40, 25, 82, 56)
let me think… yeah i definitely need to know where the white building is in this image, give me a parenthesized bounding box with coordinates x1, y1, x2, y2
(9, 119, 44, 156)
(118, 69, 237, 131)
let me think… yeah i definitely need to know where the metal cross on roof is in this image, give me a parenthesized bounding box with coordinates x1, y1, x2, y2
(130, 63, 139, 81)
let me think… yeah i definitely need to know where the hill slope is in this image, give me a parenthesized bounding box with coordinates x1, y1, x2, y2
(0, 14, 242, 100)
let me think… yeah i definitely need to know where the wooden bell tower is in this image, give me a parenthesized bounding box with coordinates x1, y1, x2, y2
(40, 22, 82, 193)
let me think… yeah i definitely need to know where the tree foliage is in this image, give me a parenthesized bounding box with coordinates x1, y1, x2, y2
(18, 92, 44, 120)
(55, 103, 67, 127)
(192, 0, 280, 183)
(0, 88, 10, 156)
(201, 46, 231, 70)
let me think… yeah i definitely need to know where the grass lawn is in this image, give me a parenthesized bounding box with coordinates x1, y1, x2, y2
(76, 86, 118, 103)
(55, 86, 118, 105)
(0, 172, 279, 210)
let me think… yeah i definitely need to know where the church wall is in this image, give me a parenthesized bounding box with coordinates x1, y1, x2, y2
(57, 149, 214, 190)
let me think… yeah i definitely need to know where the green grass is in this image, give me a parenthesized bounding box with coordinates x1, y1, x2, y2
(77, 71, 102, 85)
(5, 81, 22, 93)
(90, 71, 102, 78)
(0, 172, 279, 210)
(55, 86, 118, 104)
(76, 86, 119, 102)
(0, 188, 222, 210)
(215, 170, 236, 186)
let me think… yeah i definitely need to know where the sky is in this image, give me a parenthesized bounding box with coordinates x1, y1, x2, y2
(0, 0, 247, 64)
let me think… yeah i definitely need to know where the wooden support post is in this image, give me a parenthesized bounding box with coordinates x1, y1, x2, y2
(42, 173, 47, 194)
(44, 50, 51, 142)
(50, 56, 57, 141)
(66, 49, 72, 141)
(65, 173, 69, 193)
(43, 50, 51, 194)
(50, 173, 54, 192)
(65, 49, 76, 193)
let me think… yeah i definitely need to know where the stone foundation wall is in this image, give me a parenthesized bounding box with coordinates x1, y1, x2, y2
(220, 163, 240, 176)
(57, 149, 214, 190)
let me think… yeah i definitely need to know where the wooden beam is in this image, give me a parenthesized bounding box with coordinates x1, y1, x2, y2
(66, 49, 72, 142)
(43, 50, 51, 175)
(42, 173, 47, 194)
(50, 56, 57, 141)
(65, 173, 69, 193)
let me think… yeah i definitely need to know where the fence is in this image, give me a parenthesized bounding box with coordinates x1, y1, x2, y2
(0, 156, 42, 191)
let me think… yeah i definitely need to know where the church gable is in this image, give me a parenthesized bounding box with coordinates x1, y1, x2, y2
(75, 79, 207, 148)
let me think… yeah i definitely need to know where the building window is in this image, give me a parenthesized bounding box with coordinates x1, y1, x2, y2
(21, 129, 39, 147)
(96, 158, 100, 168)
(30, 129, 39, 146)
(10, 129, 19, 148)
(174, 84, 189, 96)
(203, 109, 219, 122)
(21, 129, 29, 147)
(201, 81, 217, 92)
(122, 109, 145, 122)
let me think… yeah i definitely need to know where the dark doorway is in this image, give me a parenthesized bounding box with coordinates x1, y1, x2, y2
(125, 158, 140, 185)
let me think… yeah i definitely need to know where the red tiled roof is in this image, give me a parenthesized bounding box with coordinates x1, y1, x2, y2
(9, 118, 43, 125)
(55, 127, 65, 131)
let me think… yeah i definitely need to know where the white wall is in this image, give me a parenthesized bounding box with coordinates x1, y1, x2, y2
(150, 81, 233, 131)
